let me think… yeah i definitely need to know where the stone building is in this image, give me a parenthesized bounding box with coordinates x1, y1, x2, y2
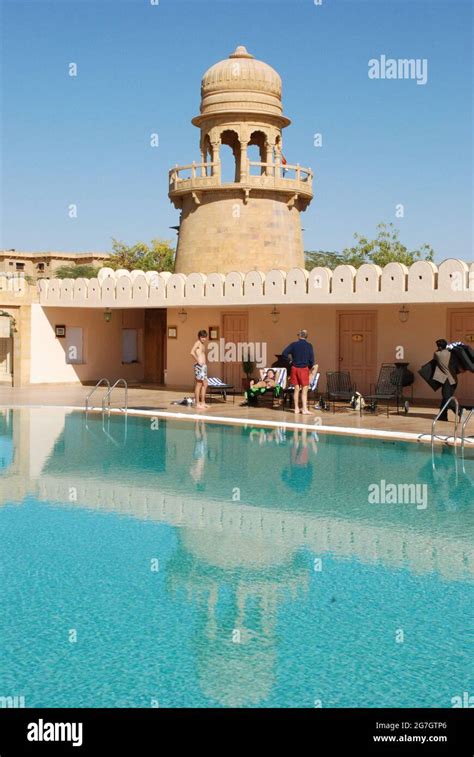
(0, 250, 110, 281)
(170, 46, 313, 274)
(0, 47, 472, 402)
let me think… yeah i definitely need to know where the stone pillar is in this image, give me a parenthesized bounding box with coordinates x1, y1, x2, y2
(210, 140, 221, 182)
(9, 303, 31, 387)
(274, 142, 282, 179)
(265, 141, 275, 176)
(239, 140, 248, 182)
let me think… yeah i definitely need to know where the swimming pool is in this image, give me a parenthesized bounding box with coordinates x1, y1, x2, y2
(1, 407, 473, 708)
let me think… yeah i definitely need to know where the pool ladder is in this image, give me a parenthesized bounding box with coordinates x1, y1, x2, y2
(430, 397, 460, 448)
(422, 397, 474, 468)
(460, 405, 474, 453)
(85, 377, 128, 415)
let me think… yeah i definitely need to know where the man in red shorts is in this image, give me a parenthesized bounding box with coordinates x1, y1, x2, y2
(282, 329, 315, 414)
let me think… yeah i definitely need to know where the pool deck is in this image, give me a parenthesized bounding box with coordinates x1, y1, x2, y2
(1, 383, 473, 446)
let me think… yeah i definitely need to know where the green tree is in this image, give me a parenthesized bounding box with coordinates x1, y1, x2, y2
(108, 238, 175, 272)
(305, 251, 344, 270)
(305, 223, 434, 270)
(342, 223, 434, 268)
(54, 264, 100, 279)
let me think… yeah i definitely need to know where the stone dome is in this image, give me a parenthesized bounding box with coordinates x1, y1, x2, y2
(196, 45, 287, 122)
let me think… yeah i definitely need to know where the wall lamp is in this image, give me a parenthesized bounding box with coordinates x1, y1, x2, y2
(104, 308, 112, 323)
(398, 305, 409, 324)
(271, 306, 280, 324)
(178, 308, 188, 323)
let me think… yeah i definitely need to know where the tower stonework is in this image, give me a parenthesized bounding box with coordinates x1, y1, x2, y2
(169, 46, 313, 275)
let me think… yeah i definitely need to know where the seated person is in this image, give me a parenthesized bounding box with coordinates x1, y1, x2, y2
(241, 369, 278, 405)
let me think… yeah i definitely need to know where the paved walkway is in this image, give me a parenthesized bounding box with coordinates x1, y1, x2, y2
(1, 383, 472, 443)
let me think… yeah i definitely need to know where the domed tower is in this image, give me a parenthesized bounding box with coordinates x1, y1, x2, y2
(169, 46, 313, 274)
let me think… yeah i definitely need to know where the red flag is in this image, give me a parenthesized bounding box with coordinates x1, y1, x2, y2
(281, 153, 287, 165)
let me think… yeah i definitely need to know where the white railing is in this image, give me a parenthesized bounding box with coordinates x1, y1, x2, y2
(169, 161, 217, 184)
(248, 161, 312, 182)
(169, 160, 313, 187)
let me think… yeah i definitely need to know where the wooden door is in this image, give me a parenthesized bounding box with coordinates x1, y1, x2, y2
(450, 309, 474, 403)
(144, 309, 166, 384)
(338, 312, 377, 395)
(222, 312, 249, 389)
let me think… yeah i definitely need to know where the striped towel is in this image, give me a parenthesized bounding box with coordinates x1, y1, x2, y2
(207, 377, 231, 387)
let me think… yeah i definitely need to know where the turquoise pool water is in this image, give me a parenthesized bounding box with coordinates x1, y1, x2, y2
(0, 407, 473, 708)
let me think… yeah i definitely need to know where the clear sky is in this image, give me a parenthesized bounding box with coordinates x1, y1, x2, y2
(1, 0, 472, 261)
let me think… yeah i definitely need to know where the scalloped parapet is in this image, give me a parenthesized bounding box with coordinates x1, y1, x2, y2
(36, 260, 474, 307)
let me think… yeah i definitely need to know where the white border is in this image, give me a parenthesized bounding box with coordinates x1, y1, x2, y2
(1, 403, 467, 446)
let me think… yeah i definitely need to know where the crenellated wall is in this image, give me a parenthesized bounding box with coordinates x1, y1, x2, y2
(0, 276, 36, 303)
(33, 259, 473, 308)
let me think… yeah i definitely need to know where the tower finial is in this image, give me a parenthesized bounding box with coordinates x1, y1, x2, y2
(229, 45, 254, 59)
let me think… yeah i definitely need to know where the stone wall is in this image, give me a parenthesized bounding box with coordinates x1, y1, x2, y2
(35, 259, 474, 307)
(174, 191, 305, 273)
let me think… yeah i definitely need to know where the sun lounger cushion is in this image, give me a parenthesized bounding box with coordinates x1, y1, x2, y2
(207, 377, 232, 387)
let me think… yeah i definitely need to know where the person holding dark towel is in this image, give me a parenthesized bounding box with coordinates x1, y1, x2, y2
(433, 339, 457, 421)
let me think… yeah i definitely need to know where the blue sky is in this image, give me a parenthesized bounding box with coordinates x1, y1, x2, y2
(1, 0, 472, 260)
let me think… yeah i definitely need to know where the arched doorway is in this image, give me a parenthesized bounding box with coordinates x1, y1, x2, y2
(219, 130, 240, 183)
(248, 130, 267, 175)
(201, 134, 212, 177)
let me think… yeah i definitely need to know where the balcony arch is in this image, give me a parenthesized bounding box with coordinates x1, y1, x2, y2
(220, 129, 240, 183)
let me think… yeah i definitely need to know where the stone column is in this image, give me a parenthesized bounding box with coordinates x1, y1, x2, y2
(210, 140, 221, 183)
(239, 140, 248, 182)
(265, 141, 275, 176)
(274, 141, 282, 179)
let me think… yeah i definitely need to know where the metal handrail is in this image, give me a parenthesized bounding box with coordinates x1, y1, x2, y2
(102, 410, 128, 446)
(460, 407, 474, 451)
(85, 378, 110, 413)
(102, 378, 128, 415)
(430, 396, 460, 448)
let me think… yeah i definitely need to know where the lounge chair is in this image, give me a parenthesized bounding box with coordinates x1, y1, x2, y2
(326, 371, 356, 413)
(283, 372, 320, 409)
(243, 367, 287, 408)
(364, 363, 404, 417)
(206, 376, 235, 403)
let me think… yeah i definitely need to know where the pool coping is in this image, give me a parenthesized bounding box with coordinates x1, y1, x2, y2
(2, 402, 470, 448)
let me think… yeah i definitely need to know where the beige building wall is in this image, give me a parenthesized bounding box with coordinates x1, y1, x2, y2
(166, 303, 463, 399)
(17, 296, 474, 399)
(0, 282, 36, 387)
(29, 305, 145, 384)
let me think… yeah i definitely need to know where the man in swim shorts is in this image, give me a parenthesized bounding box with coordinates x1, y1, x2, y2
(282, 329, 315, 415)
(190, 329, 209, 409)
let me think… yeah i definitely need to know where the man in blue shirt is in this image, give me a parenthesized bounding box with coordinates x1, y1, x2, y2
(282, 329, 315, 414)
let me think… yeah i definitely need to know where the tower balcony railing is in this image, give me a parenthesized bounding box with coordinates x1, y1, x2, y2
(247, 161, 312, 183)
(169, 160, 313, 196)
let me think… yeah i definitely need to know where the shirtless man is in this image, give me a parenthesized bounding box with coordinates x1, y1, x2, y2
(190, 330, 210, 409)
